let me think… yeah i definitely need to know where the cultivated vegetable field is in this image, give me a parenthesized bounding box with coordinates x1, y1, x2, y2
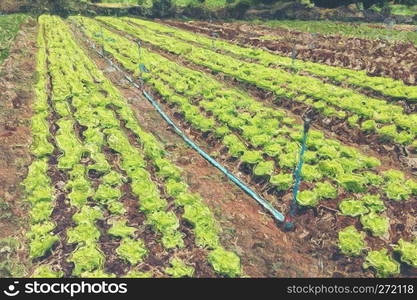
(0, 12, 417, 278)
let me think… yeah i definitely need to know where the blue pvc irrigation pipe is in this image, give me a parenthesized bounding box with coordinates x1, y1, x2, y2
(284, 122, 309, 230)
(84, 35, 285, 223)
(142, 91, 285, 223)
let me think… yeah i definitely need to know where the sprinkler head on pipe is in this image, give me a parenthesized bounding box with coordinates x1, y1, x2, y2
(283, 216, 295, 231)
(302, 108, 318, 131)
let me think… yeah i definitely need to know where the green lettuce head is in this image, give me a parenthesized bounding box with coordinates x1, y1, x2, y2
(338, 226, 366, 256)
(363, 249, 400, 278)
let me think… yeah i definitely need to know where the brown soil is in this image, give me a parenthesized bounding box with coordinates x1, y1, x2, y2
(0, 0, 29, 13)
(0, 19, 37, 240)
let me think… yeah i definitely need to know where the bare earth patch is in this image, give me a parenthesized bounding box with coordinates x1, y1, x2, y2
(0, 18, 38, 277)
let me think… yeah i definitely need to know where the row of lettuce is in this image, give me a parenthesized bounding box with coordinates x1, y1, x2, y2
(0, 13, 27, 63)
(98, 17, 417, 150)
(71, 16, 417, 277)
(25, 15, 241, 278)
(128, 17, 417, 102)
(254, 20, 417, 46)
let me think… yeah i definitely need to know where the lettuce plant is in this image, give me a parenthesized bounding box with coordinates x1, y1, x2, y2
(361, 156, 381, 168)
(263, 143, 282, 157)
(337, 174, 367, 193)
(102, 171, 124, 186)
(363, 249, 400, 278)
(383, 169, 405, 183)
(363, 171, 384, 186)
(28, 229, 59, 259)
(54, 101, 71, 117)
(241, 150, 263, 164)
(283, 141, 300, 154)
(296, 190, 319, 207)
(31, 134, 54, 158)
(183, 203, 220, 249)
(122, 270, 153, 278)
(338, 226, 366, 256)
(155, 158, 181, 180)
(360, 212, 389, 237)
(66, 164, 92, 208)
(80, 270, 116, 278)
(318, 160, 344, 177)
(108, 219, 136, 238)
(69, 245, 105, 277)
(301, 164, 323, 182)
(306, 131, 325, 150)
(223, 134, 246, 157)
(339, 158, 360, 173)
(94, 184, 121, 202)
(165, 258, 195, 278)
(55, 120, 84, 170)
(377, 124, 398, 142)
(317, 145, 339, 159)
(340, 146, 360, 159)
(250, 134, 270, 148)
(278, 152, 297, 169)
(72, 206, 103, 225)
(26, 188, 53, 207)
(123, 270, 153, 278)
(394, 130, 414, 145)
(347, 115, 359, 128)
(215, 126, 230, 137)
(88, 152, 111, 173)
(361, 194, 385, 213)
(384, 182, 411, 201)
(394, 238, 417, 268)
(147, 211, 180, 234)
(269, 173, 293, 191)
(207, 248, 241, 277)
(314, 181, 337, 200)
(23, 159, 53, 205)
(106, 200, 126, 215)
(161, 231, 185, 249)
(166, 179, 188, 197)
(361, 120, 376, 132)
(339, 199, 368, 217)
(116, 238, 148, 265)
(303, 151, 318, 164)
(32, 265, 64, 278)
(27, 221, 56, 238)
(68, 187, 90, 208)
(406, 179, 417, 195)
(30, 202, 54, 223)
(254, 161, 275, 176)
(131, 178, 167, 213)
(83, 128, 105, 148)
(147, 211, 184, 249)
(174, 192, 200, 207)
(67, 223, 101, 245)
